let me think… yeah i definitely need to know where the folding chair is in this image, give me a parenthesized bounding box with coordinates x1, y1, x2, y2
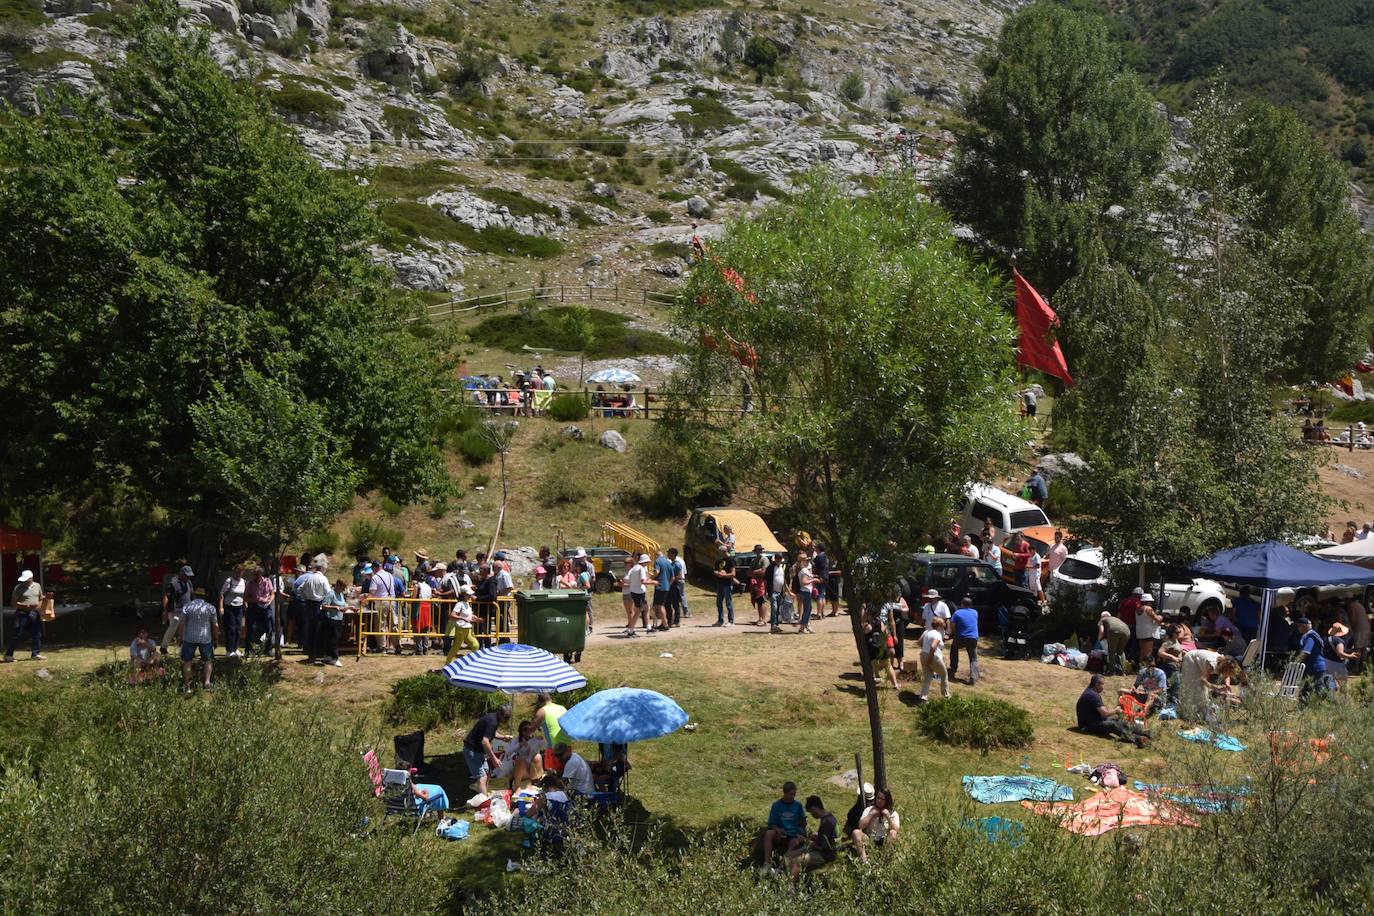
(380, 767, 434, 835)
(1270, 661, 1305, 702)
(1240, 639, 1260, 670)
(1119, 693, 1148, 726)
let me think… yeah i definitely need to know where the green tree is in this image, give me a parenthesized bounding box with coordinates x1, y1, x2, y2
(839, 72, 865, 103)
(743, 36, 778, 83)
(650, 174, 1024, 790)
(0, 1, 452, 577)
(559, 305, 598, 385)
(936, 3, 1168, 299)
(882, 85, 905, 115)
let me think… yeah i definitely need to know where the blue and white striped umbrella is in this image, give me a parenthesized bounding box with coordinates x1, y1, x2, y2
(441, 643, 586, 694)
(586, 367, 641, 385)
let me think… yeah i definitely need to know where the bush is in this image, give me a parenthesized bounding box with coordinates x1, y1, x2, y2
(347, 518, 404, 556)
(912, 694, 1033, 752)
(882, 85, 905, 114)
(468, 306, 683, 359)
(386, 673, 609, 729)
(458, 427, 497, 465)
(0, 679, 434, 914)
(840, 72, 866, 104)
(1329, 400, 1374, 423)
(548, 392, 590, 421)
(743, 36, 779, 81)
(301, 527, 341, 557)
(540, 463, 586, 505)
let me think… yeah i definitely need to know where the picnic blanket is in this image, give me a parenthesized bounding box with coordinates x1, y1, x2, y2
(1024, 786, 1200, 835)
(963, 775, 1073, 804)
(962, 816, 1026, 847)
(1132, 781, 1248, 813)
(1179, 728, 1247, 752)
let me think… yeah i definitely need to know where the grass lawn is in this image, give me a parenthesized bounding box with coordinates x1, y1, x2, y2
(4, 605, 1248, 898)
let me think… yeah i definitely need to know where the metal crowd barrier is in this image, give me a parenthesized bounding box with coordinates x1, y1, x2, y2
(354, 595, 517, 659)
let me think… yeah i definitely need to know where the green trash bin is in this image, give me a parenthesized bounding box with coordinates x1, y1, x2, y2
(516, 589, 588, 655)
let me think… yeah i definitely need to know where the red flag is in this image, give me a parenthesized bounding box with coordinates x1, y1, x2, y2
(1012, 269, 1074, 386)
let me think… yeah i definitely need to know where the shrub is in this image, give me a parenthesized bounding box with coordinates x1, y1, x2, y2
(301, 528, 341, 557)
(347, 518, 403, 556)
(381, 104, 423, 139)
(386, 673, 609, 729)
(1329, 400, 1374, 423)
(378, 495, 403, 517)
(709, 156, 787, 201)
(541, 463, 586, 505)
(743, 36, 779, 81)
(882, 85, 905, 114)
(840, 71, 866, 103)
(645, 207, 674, 223)
(458, 427, 497, 464)
(471, 472, 491, 489)
(548, 393, 590, 421)
(271, 81, 344, 122)
(468, 306, 682, 359)
(671, 90, 743, 136)
(0, 679, 434, 914)
(912, 694, 1033, 752)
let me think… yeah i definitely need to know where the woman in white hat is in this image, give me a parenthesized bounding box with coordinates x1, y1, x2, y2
(1136, 592, 1163, 663)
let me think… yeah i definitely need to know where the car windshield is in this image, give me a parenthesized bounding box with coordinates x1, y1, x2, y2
(1010, 508, 1050, 529)
(1058, 557, 1103, 581)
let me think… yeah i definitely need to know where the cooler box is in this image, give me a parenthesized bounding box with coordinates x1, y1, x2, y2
(515, 589, 588, 654)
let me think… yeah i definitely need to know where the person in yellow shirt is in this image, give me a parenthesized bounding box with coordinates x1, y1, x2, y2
(534, 691, 569, 772)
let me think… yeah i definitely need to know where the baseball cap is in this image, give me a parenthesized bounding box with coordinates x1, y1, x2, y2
(180, 565, 194, 577)
(17, 570, 32, 582)
(432, 563, 447, 573)
(1296, 617, 1312, 626)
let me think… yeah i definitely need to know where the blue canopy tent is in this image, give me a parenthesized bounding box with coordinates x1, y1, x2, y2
(1189, 541, 1374, 661)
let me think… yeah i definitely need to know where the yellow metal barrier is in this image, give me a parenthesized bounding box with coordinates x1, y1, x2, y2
(354, 595, 517, 658)
(601, 521, 661, 559)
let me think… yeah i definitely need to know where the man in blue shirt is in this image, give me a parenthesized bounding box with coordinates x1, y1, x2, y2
(948, 601, 980, 685)
(652, 550, 674, 633)
(1296, 617, 1331, 698)
(760, 781, 806, 872)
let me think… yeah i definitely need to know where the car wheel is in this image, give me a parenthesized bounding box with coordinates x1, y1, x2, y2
(593, 573, 614, 594)
(1198, 598, 1222, 618)
(682, 547, 696, 578)
(1294, 590, 1318, 617)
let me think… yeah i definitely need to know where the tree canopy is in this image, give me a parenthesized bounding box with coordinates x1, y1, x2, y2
(936, 3, 1169, 298)
(646, 173, 1026, 788)
(0, 1, 453, 573)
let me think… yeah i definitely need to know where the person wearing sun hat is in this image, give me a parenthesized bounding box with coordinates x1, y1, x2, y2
(921, 588, 950, 631)
(4, 569, 44, 661)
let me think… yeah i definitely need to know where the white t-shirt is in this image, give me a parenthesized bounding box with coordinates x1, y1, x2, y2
(919, 627, 944, 662)
(860, 806, 900, 840)
(962, 544, 979, 559)
(771, 563, 786, 592)
(452, 600, 474, 629)
(220, 576, 246, 608)
(624, 564, 647, 595)
(1028, 551, 1042, 574)
(496, 569, 514, 595)
(1046, 543, 1069, 573)
(130, 638, 158, 663)
(562, 753, 594, 795)
(985, 545, 1002, 570)
(415, 581, 433, 600)
(923, 600, 951, 630)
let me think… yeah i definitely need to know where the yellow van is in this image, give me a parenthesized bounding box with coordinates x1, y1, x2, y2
(682, 507, 786, 579)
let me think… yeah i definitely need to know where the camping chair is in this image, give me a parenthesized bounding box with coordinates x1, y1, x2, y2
(379, 767, 434, 835)
(1240, 639, 1260, 670)
(1119, 694, 1148, 726)
(1270, 661, 1305, 702)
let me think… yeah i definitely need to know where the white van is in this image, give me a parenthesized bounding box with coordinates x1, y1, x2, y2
(959, 484, 1051, 543)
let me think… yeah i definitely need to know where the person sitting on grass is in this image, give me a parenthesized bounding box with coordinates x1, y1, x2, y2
(1121, 656, 1168, 716)
(760, 781, 807, 873)
(843, 783, 876, 839)
(852, 788, 900, 864)
(787, 796, 838, 878)
(129, 625, 164, 685)
(505, 720, 546, 790)
(554, 743, 595, 797)
(1077, 674, 1150, 747)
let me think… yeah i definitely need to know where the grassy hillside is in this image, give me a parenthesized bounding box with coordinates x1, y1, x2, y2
(1086, 0, 1374, 186)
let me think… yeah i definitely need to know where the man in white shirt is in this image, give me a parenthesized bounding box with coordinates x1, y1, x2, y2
(296, 560, 332, 664)
(622, 555, 649, 637)
(922, 589, 951, 630)
(369, 564, 397, 654)
(1045, 529, 1069, 574)
(918, 619, 950, 700)
(556, 744, 595, 796)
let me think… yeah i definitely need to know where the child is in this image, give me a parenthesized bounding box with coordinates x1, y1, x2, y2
(129, 625, 164, 685)
(413, 575, 433, 656)
(445, 585, 479, 663)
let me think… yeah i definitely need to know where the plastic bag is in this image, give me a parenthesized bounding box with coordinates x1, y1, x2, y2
(436, 817, 470, 841)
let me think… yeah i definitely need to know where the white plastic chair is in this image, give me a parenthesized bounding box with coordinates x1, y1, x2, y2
(1271, 661, 1305, 702)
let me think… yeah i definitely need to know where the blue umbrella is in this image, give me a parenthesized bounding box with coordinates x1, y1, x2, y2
(586, 367, 641, 385)
(557, 687, 688, 744)
(441, 643, 586, 694)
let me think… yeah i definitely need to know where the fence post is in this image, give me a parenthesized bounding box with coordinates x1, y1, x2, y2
(560, 284, 565, 303)
(644, 387, 651, 419)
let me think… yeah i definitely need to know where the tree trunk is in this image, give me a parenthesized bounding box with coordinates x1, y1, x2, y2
(845, 573, 887, 792)
(184, 515, 223, 596)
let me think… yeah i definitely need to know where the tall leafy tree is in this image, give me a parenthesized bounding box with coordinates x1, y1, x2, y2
(651, 174, 1025, 790)
(936, 3, 1168, 300)
(0, 1, 452, 576)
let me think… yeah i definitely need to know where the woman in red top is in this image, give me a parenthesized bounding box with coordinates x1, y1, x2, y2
(1010, 534, 1034, 589)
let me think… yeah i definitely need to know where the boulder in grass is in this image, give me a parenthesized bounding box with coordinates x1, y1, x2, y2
(599, 430, 627, 453)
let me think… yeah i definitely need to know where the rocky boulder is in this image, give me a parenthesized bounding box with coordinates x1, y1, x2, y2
(599, 430, 628, 453)
(361, 23, 437, 92)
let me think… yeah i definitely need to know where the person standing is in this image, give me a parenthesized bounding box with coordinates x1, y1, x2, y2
(622, 555, 648, 637)
(1045, 529, 1069, 580)
(318, 580, 347, 667)
(712, 544, 737, 627)
(1345, 593, 1369, 673)
(811, 543, 833, 618)
(1025, 467, 1048, 506)
(444, 585, 479, 662)
(1295, 617, 1331, 698)
(245, 565, 276, 658)
(218, 564, 247, 658)
(1010, 535, 1034, 589)
(296, 559, 332, 664)
(1136, 593, 1163, 664)
(665, 547, 685, 627)
(176, 588, 219, 692)
(1097, 611, 1131, 676)
(463, 705, 512, 797)
(652, 549, 674, 633)
(1022, 388, 1038, 421)
(1178, 647, 1222, 720)
(412, 572, 434, 656)
(918, 618, 950, 701)
(3, 569, 44, 662)
(922, 589, 951, 631)
(671, 546, 691, 620)
(765, 552, 787, 634)
(160, 565, 195, 656)
(948, 599, 980, 685)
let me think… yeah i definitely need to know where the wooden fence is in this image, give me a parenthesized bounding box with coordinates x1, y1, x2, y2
(416, 282, 680, 323)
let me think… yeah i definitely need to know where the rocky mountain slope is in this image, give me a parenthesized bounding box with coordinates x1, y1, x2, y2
(0, 0, 1021, 302)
